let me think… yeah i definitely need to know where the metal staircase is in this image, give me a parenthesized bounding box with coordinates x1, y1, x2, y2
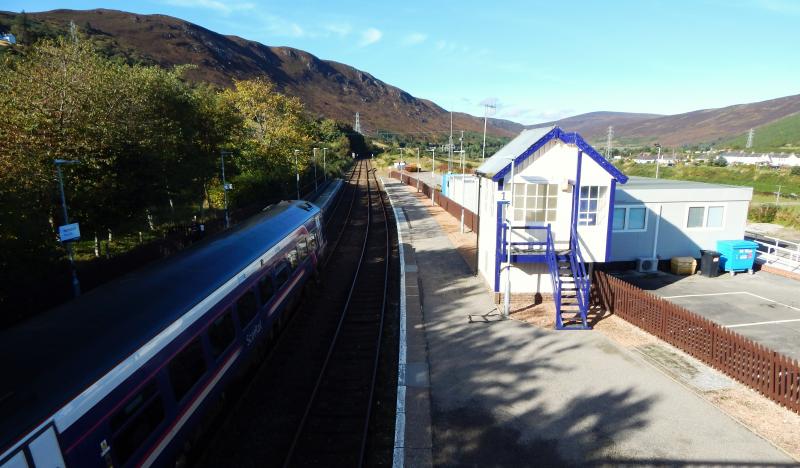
(546, 226, 591, 330)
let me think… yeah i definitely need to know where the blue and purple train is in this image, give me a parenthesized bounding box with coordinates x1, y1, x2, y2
(0, 183, 342, 468)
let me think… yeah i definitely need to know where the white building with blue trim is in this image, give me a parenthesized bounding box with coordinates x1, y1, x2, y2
(469, 127, 752, 329)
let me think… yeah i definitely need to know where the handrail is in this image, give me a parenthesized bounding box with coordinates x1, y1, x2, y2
(568, 225, 590, 328)
(544, 225, 561, 326)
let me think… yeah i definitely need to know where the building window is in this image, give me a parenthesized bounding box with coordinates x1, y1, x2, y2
(687, 205, 725, 229)
(578, 186, 607, 226)
(512, 183, 558, 223)
(613, 206, 647, 232)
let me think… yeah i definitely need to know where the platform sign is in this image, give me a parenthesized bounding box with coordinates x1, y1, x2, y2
(224, 183, 233, 190)
(59, 223, 81, 242)
(498, 190, 512, 201)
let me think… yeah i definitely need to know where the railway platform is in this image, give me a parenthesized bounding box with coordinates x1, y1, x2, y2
(382, 178, 794, 467)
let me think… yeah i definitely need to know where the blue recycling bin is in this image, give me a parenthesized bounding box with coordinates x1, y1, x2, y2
(716, 240, 758, 275)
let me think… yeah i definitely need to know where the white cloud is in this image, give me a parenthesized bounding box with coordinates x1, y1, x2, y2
(163, 0, 255, 15)
(324, 23, 352, 37)
(359, 27, 382, 47)
(402, 32, 427, 45)
(496, 106, 574, 124)
(259, 13, 306, 37)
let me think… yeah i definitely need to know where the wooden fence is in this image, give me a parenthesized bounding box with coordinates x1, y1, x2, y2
(592, 270, 800, 415)
(389, 171, 479, 233)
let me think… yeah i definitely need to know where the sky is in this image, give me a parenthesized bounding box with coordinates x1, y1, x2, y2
(6, 0, 800, 125)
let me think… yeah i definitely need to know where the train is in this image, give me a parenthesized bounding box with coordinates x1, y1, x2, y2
(0, 180, 344, 468)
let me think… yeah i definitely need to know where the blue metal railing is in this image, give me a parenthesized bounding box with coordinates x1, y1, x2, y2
(544, 225, 561, 322)
(566, 225, 590, 329)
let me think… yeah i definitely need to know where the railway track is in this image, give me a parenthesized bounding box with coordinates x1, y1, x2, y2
(283, 162, 390, 467)
(195, 159, 397, 468)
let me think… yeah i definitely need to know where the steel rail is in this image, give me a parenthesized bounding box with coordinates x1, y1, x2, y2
(282, 160, 390, 467)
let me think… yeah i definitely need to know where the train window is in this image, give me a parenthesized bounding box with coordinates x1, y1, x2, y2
(237, 289, 258, 325)
(110, 381, 165, 465)
(297, 239, 308, 260)
(208, 310, 235, 359)
(286, 250, 298, 270)
(275, 263, 290, 288)
(258, 275, 274, 304)
(168, 339, 207, 403)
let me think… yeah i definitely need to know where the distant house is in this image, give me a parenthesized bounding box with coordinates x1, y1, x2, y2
(771, 153, 800, 168)
(719, 151, 770, 166)
(0, 33, 16, 45)
(633, 153, 677, 165)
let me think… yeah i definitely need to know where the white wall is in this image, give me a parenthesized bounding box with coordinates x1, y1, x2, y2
(610, 183, 752, 261)
(446, 175, 479, 212)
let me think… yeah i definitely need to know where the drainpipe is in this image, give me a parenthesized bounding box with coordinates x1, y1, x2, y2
(651, 204, 662, 259)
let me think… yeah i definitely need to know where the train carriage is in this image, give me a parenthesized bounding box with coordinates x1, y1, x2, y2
(1, 200, 325, 468)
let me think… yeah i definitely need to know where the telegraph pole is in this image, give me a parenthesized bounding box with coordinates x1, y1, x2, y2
(220, 150, 231, 228)
(654, 144, 662, 179)
(482, 100, 496, 160)
(448, 111, 454, 173)
(313, 147, 318, 192)
(746, 128, 755, 149)
(55, 159, 82, 297)
(606, 126, 614, 159)
(322, 147, 328, 182)
(294, 149, 300, 200)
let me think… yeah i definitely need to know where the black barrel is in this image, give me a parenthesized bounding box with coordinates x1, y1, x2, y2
(700, 250, 721, 277)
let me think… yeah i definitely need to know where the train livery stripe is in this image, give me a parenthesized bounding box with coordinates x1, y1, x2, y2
(140, 347, 242, 468)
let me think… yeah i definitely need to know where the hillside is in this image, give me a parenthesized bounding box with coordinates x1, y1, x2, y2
(720, 112, 800, 153)
(0, 9, 522, 138)
(536, 95, 800, 147)
(529, 111, 662, 141)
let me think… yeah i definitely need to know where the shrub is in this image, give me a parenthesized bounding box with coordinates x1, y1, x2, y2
(749, 204, 778, 223)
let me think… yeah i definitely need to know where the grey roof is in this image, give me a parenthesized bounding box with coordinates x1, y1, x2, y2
(476, 127, 554, 178)
(621, 176, 747, 190)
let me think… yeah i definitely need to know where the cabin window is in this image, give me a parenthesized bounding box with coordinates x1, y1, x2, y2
(512, 183, 558, 224)
(208, 310, 235, 359)
(110, 381, 165, 465)
(236, 289, 258, 325)
(275, 262, 291, 288)
(578, 186, 607, 226)
(168, 339, 207, 403)
(687, 205, 725, 229)
(258, 275, 275, 304)
(613, 206, 647, 232)
(297, 239, 309, 260)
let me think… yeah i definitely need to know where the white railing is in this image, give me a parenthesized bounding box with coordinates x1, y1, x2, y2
(745, 232, 800, 273)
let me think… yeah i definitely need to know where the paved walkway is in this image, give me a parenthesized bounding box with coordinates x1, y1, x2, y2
(383, 178, 794, 467)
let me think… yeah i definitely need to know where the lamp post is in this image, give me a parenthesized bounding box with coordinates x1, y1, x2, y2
(427, 147, 437, 205)
(501, 156, 516, 319)
(313, 147, 318, 193)
(416, 147, 421, 193)
(322, 147, 328, 182)
(455, 149, 466, 233)
(654, 143, 662, 179)
(294, 149, 300, 200)
(220, 150, 231, 229)
(54, 159, 82, 298)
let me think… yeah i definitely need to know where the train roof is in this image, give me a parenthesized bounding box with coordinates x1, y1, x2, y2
(0, 200, 320, 452)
